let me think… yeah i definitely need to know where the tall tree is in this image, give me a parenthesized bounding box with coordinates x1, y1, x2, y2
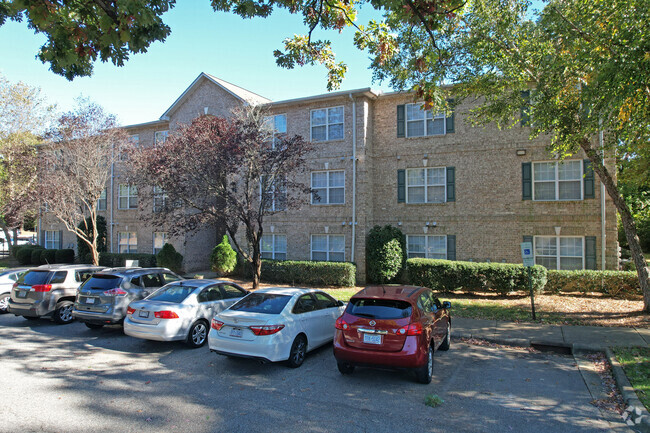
(39, 99, 128, 265)
(127, 107, 312, 290)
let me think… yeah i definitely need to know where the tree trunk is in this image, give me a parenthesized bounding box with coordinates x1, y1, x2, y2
(582, 142, 650, 312)
(91, 246, 100, 266)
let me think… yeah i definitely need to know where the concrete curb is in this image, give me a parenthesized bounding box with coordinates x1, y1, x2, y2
(606, 348, 650, 432)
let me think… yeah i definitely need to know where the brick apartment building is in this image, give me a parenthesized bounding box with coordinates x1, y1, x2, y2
(38, 72, 618, 281)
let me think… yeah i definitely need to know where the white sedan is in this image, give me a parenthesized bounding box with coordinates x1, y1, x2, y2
(208, 287, 346, 367)
(124, 279, 248, 348)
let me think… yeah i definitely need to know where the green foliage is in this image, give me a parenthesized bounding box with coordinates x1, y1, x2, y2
(156, 243, 183, 273)
(424, 394, 444, 408)
(31, 247, 46, 266)
(77, 215, 107, 259)
(98, 253, 157, 268)
(612, 347, 650, 412)
(366, 225, 406, 284)
(259, 260, 356, 287)
(40, 249, 56, 265)
(545, 270, 641, 299)
(15, 245, 42, 265)
(55, 249, 74, 264)
(210, 235, 237, 275)
(407, 259, 547, 295)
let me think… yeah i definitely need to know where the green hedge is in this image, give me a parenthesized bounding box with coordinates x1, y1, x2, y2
(40, 249, 56, 265)
(156, 244, 184, 274)
(55, 249, 75, 264)
(258, 260, 356, 287)
(15, 245, 43, 265)
(406, 258, 547, 295)
(544, 270, 641, 298)
(98, 253, 157, 268)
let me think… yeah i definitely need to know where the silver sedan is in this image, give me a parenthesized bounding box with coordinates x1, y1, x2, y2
(124, 279, 248, 348)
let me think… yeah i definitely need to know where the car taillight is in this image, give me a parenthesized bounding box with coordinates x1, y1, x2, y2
(211, 319, 224, 330)
(103, 288, 128, 296)
(126, 307, 135, 315)
(12, 282, 18, 290)
(154, 310, 179, 319)
(249, 325, 284, 336)
(335, 316, 349, 330)
(397, 322, 423, 336)
(33, 284, 52, 292)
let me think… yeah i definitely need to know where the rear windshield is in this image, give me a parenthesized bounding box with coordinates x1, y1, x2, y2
(347, 298, 413, 320)
(147, 284, 195, 304)
(19, 270, 51, 286)
(81, 275, 121, 291)
(229, 293, 291, 315)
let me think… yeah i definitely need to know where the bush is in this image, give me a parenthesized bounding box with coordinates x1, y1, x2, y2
(77, 215, 107, 260)
(16, 245, 42, 265)
(257, 260, 356, 287)
(98, 253, 157, 268)
(156, 243, 184, 273)
(31, 248, 46, 266)
(210, 235, 237, 275)
(55, 249, 75, 264)
(366, 225, 406, 284)
(40, 249, 57, 265)
(406, 258, 547, 295)
(545, 270, 641, 298)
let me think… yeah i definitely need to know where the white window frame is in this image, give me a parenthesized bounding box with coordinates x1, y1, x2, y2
(118, 184, 138, 210)
(310, 234, 345, 262)
(310, 106, 344, 142)
(534, 236, 585, 270)
(97, 189, 107, 211)
(311, 170, 345, 205)
(260, 234, 287, 260)
(405, 102, 446, 138)
(405, 167, 447, 204)
(406, 235, 447, 259)
(118, 232, 137, 254)
(154, 130, 169, 145)
(153, 232, 167, 254)
(260, 175, 287, 212)
(153, 186, 168, 213)
(44, 231, 60, 250)
(532, 160, 583, 201)
(264, 114, 287, 149)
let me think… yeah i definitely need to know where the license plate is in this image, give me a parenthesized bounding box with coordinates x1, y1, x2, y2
(85, 297, 95, 304)
(16, 290, 27, 298)
(138, 310, 149, 318)
(230, 328, 243, 338)
(363, 333, 382, 345)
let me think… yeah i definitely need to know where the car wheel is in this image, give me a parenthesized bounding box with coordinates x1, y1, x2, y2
(415, 345, 434, 384)
(85, 322, 104, 330)
(337, 362, 355, 375)
(0, 293, 10, 314)
(287, 335, 307, 368)
(439, 323, 451, 351)
(53, 301, 74, 324)
(187, 320, 209, 348)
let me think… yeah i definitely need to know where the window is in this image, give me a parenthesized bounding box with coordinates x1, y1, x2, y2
(311, 234, 345, 262)
(311, 170, 345, 204)
(406, 168, 446, 203)
(407, 235, 447, 259)
(162, 272, 182, 284)
(118, 184, 138, 209)
(260, 176, 287, 211)
(261, 234, 287, 260)
(97, 189, 107, 211)
(154, 130, 168, 145)
(293, 294, 317, 314)
(220, 284, 247, 299)
(406, 103, 446, 137)
(534, 236, 584, 270)
(313, 291, 339, 309)
(198, 286, 223, 303)
(142, 273, 162, 288)
(311, 106, 344, 141)
(153, 232, 167, 254)
(533, 161, 582, 201)
(49, 271, 67, 284)
(129, 135, 140, 146)
(264, 114, 287, 148)
(44, 231, 60, 249)
(118, 232, 137, 253)
(153, 186, 168, 213)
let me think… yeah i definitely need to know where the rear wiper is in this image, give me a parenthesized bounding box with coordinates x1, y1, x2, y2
(354, 313, 376, 318)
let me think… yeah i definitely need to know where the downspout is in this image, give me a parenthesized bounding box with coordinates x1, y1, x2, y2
(599, 123, 606, 270)
(349, 93, 357, 263)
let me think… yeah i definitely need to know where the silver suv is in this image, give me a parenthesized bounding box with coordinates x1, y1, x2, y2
(72, 267, 183, 329)
(8, 265, 106, 324)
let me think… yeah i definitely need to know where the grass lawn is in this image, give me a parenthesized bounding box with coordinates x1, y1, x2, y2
(613, 347, 650, 411)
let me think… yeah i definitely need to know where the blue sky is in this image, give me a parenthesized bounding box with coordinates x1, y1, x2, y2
(0, 2, 391, 126)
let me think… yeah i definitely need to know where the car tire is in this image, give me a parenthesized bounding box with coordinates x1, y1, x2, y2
(415, 345, 434, 384)
(439, 323, 451, 351)
(0, 293, 10, 314)
(186, 320, 209, 348)
(286, 335, 307, 368)
(337, 362, 355, 375)
(53, 301, 75, 324)
(85, 322, 104, 330)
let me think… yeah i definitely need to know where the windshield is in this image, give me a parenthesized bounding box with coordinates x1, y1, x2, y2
(146, 284, 196, 303)
(19, 271, 51, 286)
(347, 298, 413, 320)
(229, 293, 291, 315)
(81, 275, 121, 291)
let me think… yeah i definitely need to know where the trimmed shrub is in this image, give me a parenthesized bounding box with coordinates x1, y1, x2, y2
(55, 249, 75, 264)
(31, 247, 46, 266)
(210, 235, 237, 275)
(16, 245, 42, 265)
(544, 270, 641, 298)
(406, 258, 547, 295)
(98, 253, 157, 268)
(77, 215, 107, 261)
(156, 243, 184, 273)
(260, 260, 356, 287)
(366, 225, 406, 284)
(40, 249, 57, 265)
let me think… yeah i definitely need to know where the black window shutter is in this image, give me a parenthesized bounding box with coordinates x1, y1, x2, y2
(522, 162, 532, 200)
(59, 230, 63, 249)
(520, 90, 530, 126)
(585, 236, 597, 269)
(40, 230, 44, 246)
(446, 166, 455, 202)
(397, 105, 405, 138)
(446, 235, 456, 260)
(583, 159, 595, 199)
(397, 169, 406, 203)
(446, 99, 455, 133)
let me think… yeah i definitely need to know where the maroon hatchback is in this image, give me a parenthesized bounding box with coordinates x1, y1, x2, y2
(333, 285, 451, 384)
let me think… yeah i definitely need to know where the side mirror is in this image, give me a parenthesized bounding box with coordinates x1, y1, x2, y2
(338, 300, 345, 307)
(442, 301, 451, 309)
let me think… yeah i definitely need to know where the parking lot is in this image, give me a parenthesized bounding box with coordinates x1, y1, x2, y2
(0, 314, 632, 433)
